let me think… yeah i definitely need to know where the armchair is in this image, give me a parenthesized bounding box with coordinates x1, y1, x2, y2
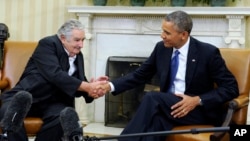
(166, 48, 250, 141)
(0, 41, 43, 137)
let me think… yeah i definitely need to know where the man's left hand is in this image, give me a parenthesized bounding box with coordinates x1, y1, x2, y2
(170, 94, 200, 118)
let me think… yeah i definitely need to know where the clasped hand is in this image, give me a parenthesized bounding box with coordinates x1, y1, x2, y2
(88, 76, 111, 99)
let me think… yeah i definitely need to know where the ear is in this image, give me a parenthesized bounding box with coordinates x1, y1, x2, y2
(60, 34, 67, 44)
(182, 31, 189, 40)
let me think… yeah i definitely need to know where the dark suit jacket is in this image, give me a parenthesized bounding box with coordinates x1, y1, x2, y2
(111, 36, 239, 120)
(2, 35, 93, 105)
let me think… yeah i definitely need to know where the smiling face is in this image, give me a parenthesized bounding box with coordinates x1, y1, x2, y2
(60, 29, 85, 57)
(160, 20, 188, 49)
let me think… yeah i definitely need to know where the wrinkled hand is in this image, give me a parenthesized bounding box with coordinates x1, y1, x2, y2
(87, 80, 109, 99)
(94, 82, 111, 98)
(87, 76, 110, 99)
(170, 94, 200, 118)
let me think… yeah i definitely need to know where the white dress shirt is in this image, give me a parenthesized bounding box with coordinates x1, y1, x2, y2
(173, 37, 190, 94)
(64, 48, 76, 76)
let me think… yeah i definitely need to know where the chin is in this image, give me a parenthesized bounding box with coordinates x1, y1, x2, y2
(74, 52, 80, 55)
(74, 50, 81, 54)
(163, 42, 171, 48)
(164, 44, 172, 48)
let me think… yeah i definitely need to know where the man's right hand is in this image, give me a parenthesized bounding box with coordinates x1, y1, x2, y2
(78, 80, 110, 99)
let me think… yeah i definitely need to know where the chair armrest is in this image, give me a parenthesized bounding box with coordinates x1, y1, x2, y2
(210, 96, 249, 141)
(232, 95, 249, 109)
(0, 79, 9, 90)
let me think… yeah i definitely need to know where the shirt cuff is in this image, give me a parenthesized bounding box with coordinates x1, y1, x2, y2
(109, 82, 115, 92)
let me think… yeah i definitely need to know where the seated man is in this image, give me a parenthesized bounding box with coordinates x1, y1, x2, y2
(0, 19, 108, 141)
(105, 10, 239, 141)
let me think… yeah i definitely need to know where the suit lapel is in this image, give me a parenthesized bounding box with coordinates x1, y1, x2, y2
(55, 36, 70, 72)
(161, 48, 173, 92)
(76, 53, 86, 81)
(185, 38, 199, 90)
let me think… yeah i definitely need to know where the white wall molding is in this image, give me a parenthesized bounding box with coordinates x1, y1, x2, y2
(68, 6, 250, 16)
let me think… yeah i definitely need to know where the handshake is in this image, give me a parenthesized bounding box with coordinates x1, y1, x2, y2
(81, 76, 111, 99)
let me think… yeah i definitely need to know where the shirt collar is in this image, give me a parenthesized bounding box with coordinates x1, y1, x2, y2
(173, 37, 190, 57)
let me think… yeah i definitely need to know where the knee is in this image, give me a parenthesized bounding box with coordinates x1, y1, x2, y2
(142, 91, 161, 101)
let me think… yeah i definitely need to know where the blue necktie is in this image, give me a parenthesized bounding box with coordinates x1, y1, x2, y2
(168, 50, 180, 93)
